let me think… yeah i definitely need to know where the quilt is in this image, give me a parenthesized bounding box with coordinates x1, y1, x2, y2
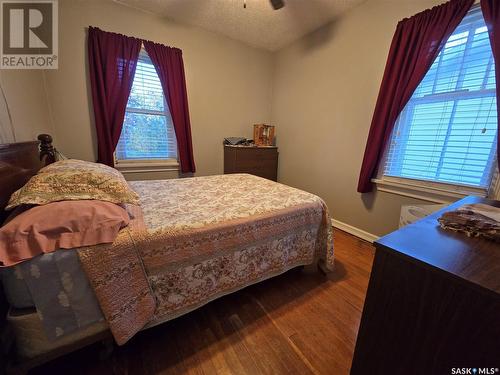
(77, 174, 334, 344)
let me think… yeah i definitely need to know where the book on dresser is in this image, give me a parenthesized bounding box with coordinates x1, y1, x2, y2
(223, 145, 278, 181)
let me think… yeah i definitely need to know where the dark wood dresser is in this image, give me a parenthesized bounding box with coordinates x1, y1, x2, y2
(351, 196, 500, 375)
(224, 145, 278, 181)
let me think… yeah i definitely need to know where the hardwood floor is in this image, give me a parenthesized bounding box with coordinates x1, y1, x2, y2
(31, 230, 375, 375)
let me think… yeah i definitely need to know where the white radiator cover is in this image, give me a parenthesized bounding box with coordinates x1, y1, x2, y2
(399, 204, 447, 228)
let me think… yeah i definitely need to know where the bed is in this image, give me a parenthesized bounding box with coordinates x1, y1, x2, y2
(0, 135, 333, 370)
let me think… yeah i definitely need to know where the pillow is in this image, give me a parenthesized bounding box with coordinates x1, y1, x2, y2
(6, 159, 139, 210)
(0, 200, 130, 266)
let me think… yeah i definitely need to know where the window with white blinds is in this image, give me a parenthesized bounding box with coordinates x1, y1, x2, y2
(115, 50, 177, 162)
(382, 5, 498, 191)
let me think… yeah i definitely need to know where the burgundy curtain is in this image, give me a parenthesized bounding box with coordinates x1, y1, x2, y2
(88, 27, 141, 167)
(144, 41, 196, 173)
(481, 0, 500, 172)
(357, 0, 474, 193)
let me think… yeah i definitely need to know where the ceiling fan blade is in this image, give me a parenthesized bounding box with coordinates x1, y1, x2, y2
(270, 0, 284, 10)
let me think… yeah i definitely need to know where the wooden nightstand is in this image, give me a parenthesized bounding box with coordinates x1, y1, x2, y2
(224, 145, 278, 181)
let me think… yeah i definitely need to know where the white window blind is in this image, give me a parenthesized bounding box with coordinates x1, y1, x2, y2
(383, 5, 498, 190)
(115, 50, 177, 162)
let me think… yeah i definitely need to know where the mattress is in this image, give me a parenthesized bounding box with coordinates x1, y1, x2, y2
(1, 249, 103, 341)
(8, 308, 108, 360)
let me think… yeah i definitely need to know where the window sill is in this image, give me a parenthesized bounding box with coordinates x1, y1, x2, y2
(115, 160, 179, 174)
(372, 177, 488, 204)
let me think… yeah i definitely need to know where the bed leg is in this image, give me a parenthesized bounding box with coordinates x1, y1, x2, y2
(99, 337, 114, 360)
(317, 260, 329, 275)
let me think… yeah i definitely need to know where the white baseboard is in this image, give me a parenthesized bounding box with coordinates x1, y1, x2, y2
(331, 219, 379, 243)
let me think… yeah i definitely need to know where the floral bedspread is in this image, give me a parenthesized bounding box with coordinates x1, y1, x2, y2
(78, 174, 333, 345)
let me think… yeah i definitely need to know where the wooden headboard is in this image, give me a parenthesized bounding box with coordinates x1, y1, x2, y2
(0, 134, 56, 223)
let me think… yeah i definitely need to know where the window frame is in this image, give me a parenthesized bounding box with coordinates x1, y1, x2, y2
(114, 49, 179, 173)
(372, 175, 493, 203)
(374, 6, 498, 203)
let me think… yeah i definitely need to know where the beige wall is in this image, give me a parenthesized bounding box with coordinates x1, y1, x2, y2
(42, 0, 273, 178)
(2, 0, 452, 236)
(270, 0, 446, 236)
(0, 70, 54, 142)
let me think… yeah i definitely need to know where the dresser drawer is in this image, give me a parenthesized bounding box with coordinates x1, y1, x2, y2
(224, 146, 278, 181)
(235, 147, 277, 161)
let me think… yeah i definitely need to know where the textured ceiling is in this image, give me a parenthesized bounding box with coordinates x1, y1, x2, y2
(113, 0, 366, 51)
